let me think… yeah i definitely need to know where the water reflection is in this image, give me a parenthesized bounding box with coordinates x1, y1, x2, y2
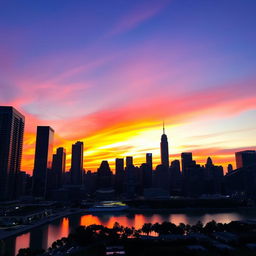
(30, 225, 48, 252)
(201, 213, 242, 224)
(47, 218, 70, 249)
(15, 233, 30, 256)
(4, 209, 256, 256)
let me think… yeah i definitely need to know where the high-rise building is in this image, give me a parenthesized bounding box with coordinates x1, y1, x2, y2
(98, 160, 112, 176)
(115, 158, 124, 175)
(52, 147, 66, 188)
(70, 141, 84, 185)
(146, 153, 153, 170)
(0, 106, 25, 200)
(126, 156, 133, 167)
(206, 157, 213, 168)
(227, 164, 233, 173)
(97, 160, 112, 188)
(160, 123, 169, 168)
(155, 164, 169, 192)
(32, 126, 54, 197)
(169, 160, 182, 195)
(141, 163, 152, 188)
(181, 152, 193, 173)
(115, 158, 124, 193)
(235, 150, 256, 169)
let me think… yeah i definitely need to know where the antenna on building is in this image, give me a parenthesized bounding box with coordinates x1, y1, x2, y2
(163, 121, 165, 134)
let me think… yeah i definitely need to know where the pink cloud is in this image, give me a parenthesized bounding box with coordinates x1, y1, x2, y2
(38, 76, 256, 142)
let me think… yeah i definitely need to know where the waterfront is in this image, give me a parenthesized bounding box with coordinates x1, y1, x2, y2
(3, 208, 256, 256)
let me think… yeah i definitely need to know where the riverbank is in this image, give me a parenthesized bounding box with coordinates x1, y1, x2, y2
(0, 209, 84, 241)
(4, 208, 256, 256)
(128, 206, 256, 214)
(2, 206, 256, 242)
(15, 220, 256, 256)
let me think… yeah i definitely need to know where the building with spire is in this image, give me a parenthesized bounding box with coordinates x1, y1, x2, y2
(160, 122, 169, 168)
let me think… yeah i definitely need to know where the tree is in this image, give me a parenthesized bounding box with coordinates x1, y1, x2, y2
(204, 220, 217, 233)
(191, 221, 203, 233)
(51, 241, 57, 249)
(152, 222, 160, 236)
(113, 222, 123, 234)
(17, 248, 32, 256)
(142, 223, 152, 235)
(178, 223, 186, 235)
(123, 227, 133, 238)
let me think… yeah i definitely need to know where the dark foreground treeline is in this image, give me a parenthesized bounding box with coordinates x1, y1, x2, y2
(17, 220, 256, 256)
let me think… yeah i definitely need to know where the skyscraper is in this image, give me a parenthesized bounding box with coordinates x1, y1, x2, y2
(115, 158, 124, 193)
(0, 106, 25, 200)
(70, 141, 84, 185)
(97, 160, 113, 188)
(235, 150, 256, 169)
(52, 147, 66, 188)
(181, 152, 193, 173)
(160, 122, 169, 168)
(146, 153, 153, 170)
(126, 156, 133, 167)
(141, 163, 152, 188)
(115, 158, 124, 175)
(32, 126, 54, 197)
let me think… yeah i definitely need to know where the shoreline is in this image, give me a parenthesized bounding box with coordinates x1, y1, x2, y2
(1, 206, 256, 241)
(127, 206, 256, 214)
(0, 209, 85, 241)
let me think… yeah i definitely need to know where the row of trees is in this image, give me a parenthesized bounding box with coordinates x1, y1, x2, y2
(17, 220, 256, 256)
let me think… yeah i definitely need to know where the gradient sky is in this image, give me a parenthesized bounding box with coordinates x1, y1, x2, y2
(1, 0, 256, 174)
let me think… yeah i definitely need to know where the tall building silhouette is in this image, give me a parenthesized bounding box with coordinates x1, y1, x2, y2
(52, 147, 66, 188)
(227, 164, 233, 173)
(0, 106, 25, 200)
(170, 160, 182, 195)
(181, 152, 193, 173)
(235, 150, 256, 169)
(97, 160, 113, 188)
(141, 163, 152, 188)
(115, 158, 124, 193)
(115, 158, 124, 175)
(160, 122, 169, 168)
(70, 141, 84, 185)
(126, 156, 133, 167)
(32, 126, 54, 197)
(146, 153, 153, 170)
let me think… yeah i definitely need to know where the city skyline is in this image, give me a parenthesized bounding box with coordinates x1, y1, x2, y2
(0, 1, 256, 173)
(1, 105, 255, 175)
(1, 2, 256, 255)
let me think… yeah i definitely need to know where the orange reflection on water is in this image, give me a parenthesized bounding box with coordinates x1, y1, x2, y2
(80, 215, 101, 226)
(134, 214, 147, 229)
(106, 216, 135, 228)
(79, 213, 218, 230)
(81, 214, 137, 228)
(202, 213, 241, 224)
(61, 217, 69, 237)
(15, 233, 30, 256)
(80, 214, 168, 229)
(169, 214, 189, 225)
(47, 218, 70, 248)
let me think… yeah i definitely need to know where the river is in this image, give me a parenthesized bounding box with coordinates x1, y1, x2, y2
(3, 208, 256, 256)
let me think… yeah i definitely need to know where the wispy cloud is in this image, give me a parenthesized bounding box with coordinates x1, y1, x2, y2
(109, 0, 171, 35)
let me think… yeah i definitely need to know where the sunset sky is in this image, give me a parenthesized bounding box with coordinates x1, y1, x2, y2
(1, 0, 256, 174)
